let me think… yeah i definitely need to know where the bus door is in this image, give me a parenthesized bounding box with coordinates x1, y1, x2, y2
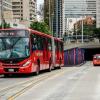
(55, 41, 60, 60)
(60, 42, 64, 61)
(51, 37, 56, 65)
(43, 38, 49, 61)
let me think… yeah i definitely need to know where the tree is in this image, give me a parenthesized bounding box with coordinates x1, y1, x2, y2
(30, 21, 52, 35)
(93, 28, 100, 38)
(0, 22, 10, 29)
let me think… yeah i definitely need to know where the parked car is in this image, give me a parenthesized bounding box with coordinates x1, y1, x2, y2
(93, 54, 100, 66)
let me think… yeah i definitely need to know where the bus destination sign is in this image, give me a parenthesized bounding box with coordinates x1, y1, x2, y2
(0, 30, 29, 37)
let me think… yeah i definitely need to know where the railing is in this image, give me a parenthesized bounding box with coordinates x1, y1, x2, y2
(64, 35, 100, 50)
(63, 35, 97, 44)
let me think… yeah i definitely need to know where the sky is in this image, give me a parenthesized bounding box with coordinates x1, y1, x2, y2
(37, 0, 44, 21)
(37, 0, 44, 5)
(37, 0, 44, 10)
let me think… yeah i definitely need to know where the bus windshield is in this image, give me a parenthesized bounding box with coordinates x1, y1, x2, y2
(0, 37, 30, 59)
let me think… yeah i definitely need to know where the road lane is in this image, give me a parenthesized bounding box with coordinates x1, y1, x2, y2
(15, 62, 91, 100)
(0, 66, 80, 100)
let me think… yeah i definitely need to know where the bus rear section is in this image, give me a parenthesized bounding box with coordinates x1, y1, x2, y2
(52, 38, 64, 68)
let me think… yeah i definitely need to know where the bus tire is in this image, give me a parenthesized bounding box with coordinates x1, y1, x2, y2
(36, 59, 40, 75)
(48, 58, 52, 72)
(58, 58, 62, 69)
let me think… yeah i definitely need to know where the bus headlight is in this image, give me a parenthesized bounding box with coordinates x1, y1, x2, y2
(23, 60, 31, 67)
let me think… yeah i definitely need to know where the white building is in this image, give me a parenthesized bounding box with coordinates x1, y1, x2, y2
(96, 0, 100, 28)
(0, 0, 13, 23)
(64, 0, 96, 33)
(12, 0, 37, 27)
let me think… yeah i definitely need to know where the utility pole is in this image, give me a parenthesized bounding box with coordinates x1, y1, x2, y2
(0, 0, 4, 29)
(51, 13, 54, 36)
(81, 16, 84, 43)
(75, 16, 78, 42)
(49, 0, 51, 31)
(56, 0, 58, 37)
(81, 0, 86, 43)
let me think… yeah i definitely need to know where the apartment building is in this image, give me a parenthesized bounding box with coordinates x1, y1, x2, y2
(96, 0, 100, 28)
(0, 0, 13, 23)
(12, 0, 37, 26)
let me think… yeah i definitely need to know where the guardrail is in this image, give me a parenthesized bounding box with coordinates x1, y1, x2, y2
(64, 38, 100, 50)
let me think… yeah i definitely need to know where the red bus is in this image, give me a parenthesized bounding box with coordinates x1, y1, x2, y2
(0, 28, 64, 76)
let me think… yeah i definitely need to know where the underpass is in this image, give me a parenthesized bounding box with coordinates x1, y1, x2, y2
(82, 48, 100, 61)
(64, 40, 100, 66)
(79, 43, 100, 61)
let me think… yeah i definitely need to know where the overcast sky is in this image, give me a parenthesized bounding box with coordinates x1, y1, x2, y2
(37, 0, 44, 10)
(37, 0, 44, 4)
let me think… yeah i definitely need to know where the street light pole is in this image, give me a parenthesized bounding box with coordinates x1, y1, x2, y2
(0, 0, 4, 28)
(49, 0, 51, 31)
(51, 13, 54, 36)
(65, 15, 67, 36)
(82, 16, 84, 43)
(76, 17, 77, 41)
(67, 17, 70, 43)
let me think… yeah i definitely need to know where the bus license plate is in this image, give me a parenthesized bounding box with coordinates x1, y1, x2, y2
(8, 69, 14, 72)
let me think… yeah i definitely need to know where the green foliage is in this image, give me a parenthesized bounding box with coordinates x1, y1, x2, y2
(93, 28, 100, 38)
(30, 22, 52, 35)
(76, 25, 96, 36)
(0, 22, 10, 29)
(83, 25, 94, 36)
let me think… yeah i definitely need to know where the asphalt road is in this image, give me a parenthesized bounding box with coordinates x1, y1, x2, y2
(0, 62, 100, 100)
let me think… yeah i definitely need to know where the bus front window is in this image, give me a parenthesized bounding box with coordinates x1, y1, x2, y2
(0, 37, 30, 59)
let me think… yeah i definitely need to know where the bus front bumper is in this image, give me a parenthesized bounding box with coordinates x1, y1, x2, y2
(0, 66, 32, 74)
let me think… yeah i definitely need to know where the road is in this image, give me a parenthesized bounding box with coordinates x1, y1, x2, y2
(0, 62, 100, 100)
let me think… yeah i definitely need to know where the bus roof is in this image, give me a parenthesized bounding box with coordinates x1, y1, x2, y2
(0, 28, 63, 42)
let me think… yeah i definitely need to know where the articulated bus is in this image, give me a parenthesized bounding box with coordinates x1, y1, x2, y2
(0, 28, 64, 76)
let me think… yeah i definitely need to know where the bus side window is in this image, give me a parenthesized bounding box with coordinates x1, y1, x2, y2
(48, 39, 52, 51)
(42, 38, 47, 49)
(59, 42, 63, 52)
(31, 34, 38, 51)
(55, 41, 59, 51)
(37, 36, 43, 50)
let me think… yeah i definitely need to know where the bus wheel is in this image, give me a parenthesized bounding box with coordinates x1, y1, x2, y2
(36, 60, 40, 75)
(36, 65, 40, 75)
(48, 59, 52, 72)
(58, 58, 62, 69)
(58, 65, 61, 69)
(48, 65, 52, 72)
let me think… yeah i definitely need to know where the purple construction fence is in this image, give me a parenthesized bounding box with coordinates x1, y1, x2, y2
(64, 48, 85, 66)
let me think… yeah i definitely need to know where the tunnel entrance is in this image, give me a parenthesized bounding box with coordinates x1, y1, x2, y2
(84, 48, 100, 61)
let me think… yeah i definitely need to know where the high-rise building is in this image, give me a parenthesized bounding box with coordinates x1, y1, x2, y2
(44, 0, 54, 26)
(53, 0, 64, 38)
(64, 0, 96, 17)
(12, 0, 37, 26)
(96, 0, 100, 28)
(0, 0, 13, 23)
(44, 0, 64, 38)
(64, 0, 96, 34)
